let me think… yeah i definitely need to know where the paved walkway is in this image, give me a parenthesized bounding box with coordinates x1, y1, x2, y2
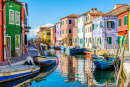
(0, 47, 38, 67)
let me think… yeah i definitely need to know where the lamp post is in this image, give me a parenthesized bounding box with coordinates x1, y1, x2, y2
(1, 0, 12, 61)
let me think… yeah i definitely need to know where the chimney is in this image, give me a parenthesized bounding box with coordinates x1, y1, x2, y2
(94, 8, 97, 13)
(113, 4, 123, 10)
(90, 8, 94, 13)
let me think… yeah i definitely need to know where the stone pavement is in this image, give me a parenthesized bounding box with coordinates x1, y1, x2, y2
(0, 47, 38, 67)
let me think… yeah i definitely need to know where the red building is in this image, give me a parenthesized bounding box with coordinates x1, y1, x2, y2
(118, 11, 128, 50)
(53, 25, 56, 44)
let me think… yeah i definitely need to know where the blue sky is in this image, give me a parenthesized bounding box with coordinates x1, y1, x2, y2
(19, 0, 130, 40)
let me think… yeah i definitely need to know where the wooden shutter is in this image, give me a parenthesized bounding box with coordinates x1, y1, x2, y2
(107, 37, 109, 44)
(86, 17, 87, 21)
(100, 37, 101, 44)
(111, 21, 114, 28)
(118, 36, 121, 45)
(92, 24, 94, 30)
(66, 20, 67, 24)
(110, 37, 112, 44)
(124, 16, 126, 25)
(123, 36, 125, 45)
(107, 21, 108, 28)
(100, 21, 102, 28)
(126, 16, 128, 25)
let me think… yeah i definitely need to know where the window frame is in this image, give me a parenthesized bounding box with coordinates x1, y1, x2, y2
(15, 11, 20, 25)
(69, 29, 72, 34)
(9, 9, 14, 24)
(15, 34, 20, 49)
(107, 37, 112, 45)
(69, 20, 72, 24)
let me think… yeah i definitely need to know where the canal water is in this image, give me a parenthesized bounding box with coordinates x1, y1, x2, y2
(1, 50, 117, 87)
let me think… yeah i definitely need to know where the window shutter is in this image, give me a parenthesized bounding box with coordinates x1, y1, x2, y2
(92, 24, 94, 30)
(100, 21, 102, 28)
(123, 36, 125, 45)
(110, 37, 112, 44)
(111, 21, 114, 28)
(66, 30, 67, 33)
(86, 17, 87, 21)
(124, 16, 126, 25)
(107, 21, 108, 28)
(118, 36, 121, 45)
(126, 16, 128, 25)
(66, 20, 67, 24)
(100, 37, 101, 44)
(107, 37, 109, 44)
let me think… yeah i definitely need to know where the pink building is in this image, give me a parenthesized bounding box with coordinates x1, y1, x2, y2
(60, 14, 80, 46)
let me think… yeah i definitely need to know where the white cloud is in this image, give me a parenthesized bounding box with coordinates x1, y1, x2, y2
(27, 23, 53, 40)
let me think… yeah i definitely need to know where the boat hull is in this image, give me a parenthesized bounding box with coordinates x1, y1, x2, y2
(69, 48, 86, 54)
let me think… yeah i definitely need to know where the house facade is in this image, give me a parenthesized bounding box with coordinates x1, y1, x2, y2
(50, 26, 53, 45)
(118, 11, 129, 50)
(42, 28, 51, 43)
(53, 25, 56, 45)
(72, 18, 78, 46)
(56, 22, 61, 45)
(5, 1, 22, 57)
(60, 14, 80, 46)
(84, 8, 104, 49)
(129, 8, 130, 51)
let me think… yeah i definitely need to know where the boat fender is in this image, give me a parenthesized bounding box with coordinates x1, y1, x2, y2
(3, 72, 11, 76)
(27, 56, 35, 65)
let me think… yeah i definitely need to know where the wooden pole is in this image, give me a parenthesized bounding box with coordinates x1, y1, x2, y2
(100, 37, 103, 51)
(116, 35, 127, 87)
(114, 41, 117, 56)
(24, 44, 31, 57)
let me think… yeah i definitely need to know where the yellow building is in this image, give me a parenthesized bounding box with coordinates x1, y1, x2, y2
(50, 26, 53, 45)
(42, 29, 51, 43)
(128, 8, 130, 51)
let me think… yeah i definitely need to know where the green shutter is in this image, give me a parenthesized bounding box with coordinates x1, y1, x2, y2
(100, 37, 101, 44)
(107, 21, 108, 28)
(88, 16, 89, 20)
(110, 37, 112, 44)
(123, 36, 125, 45)
(92, 24, 94, 30)
(66, 20, 67, 24)
(86, 17, 87, 21)
(124, 16, 126, 25)
(126, 16, 128, 25)
(111, 21, 114, 28)
(118, 36, 121, 45)
(118, 19, 121, 27)
(100, 21, 102, 28)
(66, 30, 67, 33)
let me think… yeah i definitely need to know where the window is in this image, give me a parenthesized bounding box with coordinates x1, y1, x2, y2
(107, 21, 114, 29)
(95, 23, 97, 29)
(88, 27, 89, 32)
(44, 32, 46, 36)
(86, 38, 87, 43)
(15, 35, 20, 49)
(90, 27, 92, 32)
(69, 29, 72, 34)
(57, 25, 58, 28)
(62, 30, 64, 34)
(90, 37, 91, 43)
(9, 9, 14, 24)
(66, 29, 67, 33)
(69, 20, 72, 24)
(78, 18, 80, 22)
(86, 17, 87, 21)
(118, 19, 121, 27)
(15, 11, 20, 25)
(88, 16, 89, 20)
(66, 20, 67, 24)
(124, 16, 128, 26)
(47, 32, 50, 35)
(75, 38, 77, 43)
(86, 28, 87, 33)
(75, 29, 77, 34)
(60, 31, 61, 35)
(80, 39, 83, 44)
(107, 37, 112, 44)
(62, 21, 64, 25)
(92, 24, 94, 30)
(100, 21, 102, 28)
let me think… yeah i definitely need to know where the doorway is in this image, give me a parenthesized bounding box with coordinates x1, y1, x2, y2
(6, 37, 11, 58)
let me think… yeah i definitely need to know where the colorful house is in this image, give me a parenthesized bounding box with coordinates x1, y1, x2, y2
(128, 8, 130, 51)
(50, 26, 53, 45)
(84, 8, 104, 49)
(56, 22, 61, 45)
(72, 18, 78, 46)
(60, 14, 80, 46)
(118, 5, 130, 51)
(5, 1, 22, 57)
(53, 25, 56, 45)
(42, 28, 51, 43)
(92, 5, 130, 49)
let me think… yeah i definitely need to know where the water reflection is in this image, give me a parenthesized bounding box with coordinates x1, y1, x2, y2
(1, 50, 117, 87)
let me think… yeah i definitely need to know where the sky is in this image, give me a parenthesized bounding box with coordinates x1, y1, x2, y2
(18, 0, 130, 40)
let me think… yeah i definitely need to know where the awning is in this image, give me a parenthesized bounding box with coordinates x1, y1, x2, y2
(57, 37, 67, 41)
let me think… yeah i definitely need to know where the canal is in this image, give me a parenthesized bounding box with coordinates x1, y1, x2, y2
(1, 50, 117, 87)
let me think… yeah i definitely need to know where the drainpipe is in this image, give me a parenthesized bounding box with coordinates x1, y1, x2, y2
(2, 0, 4, 61)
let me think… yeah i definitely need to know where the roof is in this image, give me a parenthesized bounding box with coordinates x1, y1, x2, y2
(55, 22, 61, 25)
(103, 4, 130, 16)
(60, 14, 81, 20)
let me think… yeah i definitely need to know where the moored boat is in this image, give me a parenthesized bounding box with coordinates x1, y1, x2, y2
(0, 65, 40, 84)
(69, 48, 86, 54)
(60, 46, 67, 50)
(93, 57, 116, 69)
(33, 56, 57, 66)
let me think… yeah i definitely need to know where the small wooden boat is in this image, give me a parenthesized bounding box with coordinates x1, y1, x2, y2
(0, 65, 40, 84)
(93, 57, 116, 69)
(69, 48, 86, 54)
(33, 56, 57, 66)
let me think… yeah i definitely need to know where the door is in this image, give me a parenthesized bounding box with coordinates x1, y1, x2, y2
(6, 37, 11, 58)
